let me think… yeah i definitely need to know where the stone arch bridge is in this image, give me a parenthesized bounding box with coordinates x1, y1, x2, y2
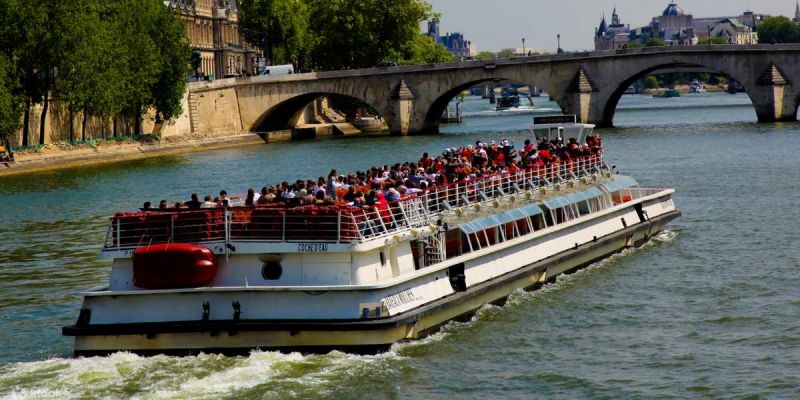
(185, 44, 800, 136)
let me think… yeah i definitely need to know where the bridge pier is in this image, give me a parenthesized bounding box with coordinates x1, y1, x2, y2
(389, 80, 416, 135)
(556, 69, 613, 127)
(751, 64, 797, 123)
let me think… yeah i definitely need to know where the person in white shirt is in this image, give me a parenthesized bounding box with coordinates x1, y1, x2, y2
(200, 195, 217, 208)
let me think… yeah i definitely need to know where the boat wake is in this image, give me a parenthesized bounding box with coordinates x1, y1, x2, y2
(0, 349, 406, 399)
(397, 229, 680, 354)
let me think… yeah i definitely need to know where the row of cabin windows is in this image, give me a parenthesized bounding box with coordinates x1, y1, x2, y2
(446, 195, 613, 259)
(441, 213, 546, 259)
(407, 194, 615, 270)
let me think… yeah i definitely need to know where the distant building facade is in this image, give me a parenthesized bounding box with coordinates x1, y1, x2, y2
(164, 0, 260, 78)
(595, 2, 762, 50)
(426, 19, 476, 58)
(595, 8, 631, 50)
(794, 1, 800, 24)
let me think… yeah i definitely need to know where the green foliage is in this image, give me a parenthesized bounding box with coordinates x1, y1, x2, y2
(243, 0, 449, 70)
(307, 0, 434, 69)
(757, 16, 800, 44)
(496, 49, 515, 59)
(625, 41, 644, 48)
(1, 0, 190, 142)
(148, 4, 191, 123)
(398, 34, 453, 65)
(642, 76, 659, 89)
(0, 58, 19, 139)
(240, 0, 309, 66)
(646, 37, 665, 47)
(475, 51, 496, 60)
(698, 37, 728, 45)
(709, 74, 727, 85)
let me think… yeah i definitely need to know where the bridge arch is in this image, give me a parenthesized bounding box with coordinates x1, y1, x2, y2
(422, 77, 539, 134)
(602, 62, 758, 126)
(248, 91, 393, 134)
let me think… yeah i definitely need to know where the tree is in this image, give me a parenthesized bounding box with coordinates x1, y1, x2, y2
(308, 0, 434, 70)
(496, 48, 515, 58)
(757, 16, 800, 44)
(0, 0, 20, 143)
(398, 34, 453, 65)
(698, 37, 728, 45)
(475, 51, 496, 60)
(643, 76, 659, 89)
(240, 0, 309, 67)
(646, 37, 665, 47)
(0, 58, 19, 141)
(149, 4, 191, 127)
(56, 0, 124, 140)
(112, 0, 189, 136)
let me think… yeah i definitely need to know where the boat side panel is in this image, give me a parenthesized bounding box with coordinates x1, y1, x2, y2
(462, 207, 641, 288)
(72, 214, 677, 355)
(83, 269, 454, 324)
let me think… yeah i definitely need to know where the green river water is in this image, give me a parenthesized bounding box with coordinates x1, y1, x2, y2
(0, 92, 798, 399)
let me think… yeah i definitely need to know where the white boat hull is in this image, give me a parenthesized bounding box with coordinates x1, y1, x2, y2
(67, 208, 679, 356)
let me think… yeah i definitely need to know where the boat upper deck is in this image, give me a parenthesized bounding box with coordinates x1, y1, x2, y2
(104, 154, 619, 251)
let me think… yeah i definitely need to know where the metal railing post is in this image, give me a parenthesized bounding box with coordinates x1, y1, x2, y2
(337, 211, 342, 243)
(116, 219, 121, 251)
(282, 211, 286, 241)
(224, 210, 231, 245)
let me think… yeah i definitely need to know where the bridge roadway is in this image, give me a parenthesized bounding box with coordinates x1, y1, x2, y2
(184, 44, 800, 136)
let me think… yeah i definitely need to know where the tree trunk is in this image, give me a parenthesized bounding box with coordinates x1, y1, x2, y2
(135, 113, 142, 137)
(81, 108, 87, 141)
(69, 110, 74, 142)
(39, 72, 49, 145)
(22, 98, 30, 147)
(113, 116, 117, 138)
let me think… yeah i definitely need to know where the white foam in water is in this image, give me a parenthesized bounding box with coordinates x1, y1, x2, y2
(0, 349, 407, 400)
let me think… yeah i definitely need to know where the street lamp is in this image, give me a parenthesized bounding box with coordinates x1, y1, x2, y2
(557, 34, 563, 53)
(467, 40, 472, 58)
(522, 38, 526, 56)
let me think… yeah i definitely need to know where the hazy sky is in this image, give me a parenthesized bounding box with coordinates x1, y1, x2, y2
(425, 0, 798, 52)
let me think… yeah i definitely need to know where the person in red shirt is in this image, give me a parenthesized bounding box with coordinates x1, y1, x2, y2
(419, 152, 434, 168)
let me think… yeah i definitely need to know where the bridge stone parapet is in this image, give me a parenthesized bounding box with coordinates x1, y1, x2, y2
(185, 44, 800, 136)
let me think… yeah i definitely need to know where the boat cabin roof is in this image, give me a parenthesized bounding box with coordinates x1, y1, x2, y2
(531, 115, 595, 145)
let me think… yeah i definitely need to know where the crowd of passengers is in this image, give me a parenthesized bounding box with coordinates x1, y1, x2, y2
(141, 136, 602, 212)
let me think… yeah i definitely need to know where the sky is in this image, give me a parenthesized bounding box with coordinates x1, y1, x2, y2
(424, 0, 799, 52)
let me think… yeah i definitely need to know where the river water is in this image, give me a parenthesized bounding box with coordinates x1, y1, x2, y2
(0, 93, 798, 399)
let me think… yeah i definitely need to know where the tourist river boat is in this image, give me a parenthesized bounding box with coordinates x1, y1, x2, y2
(63, 115, 680, 356)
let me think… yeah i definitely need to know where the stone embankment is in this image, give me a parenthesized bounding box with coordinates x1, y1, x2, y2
(0, 134, 263, 177)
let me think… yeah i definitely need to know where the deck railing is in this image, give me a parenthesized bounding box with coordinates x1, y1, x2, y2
(104, 154, 609, 250)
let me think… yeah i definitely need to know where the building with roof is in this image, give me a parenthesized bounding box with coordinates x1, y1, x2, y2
(595, 2, 762, 50)
(595, 8, 632, 50)
(794, 1, 800, 24)
(164, 0, 259, 79)
(426, 19, 476, 58)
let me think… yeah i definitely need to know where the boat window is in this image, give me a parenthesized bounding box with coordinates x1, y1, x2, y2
(410, 240, 423, 270)
(486, 228, 498, 246)
(542, 209, 554, 226)
(578, 200, 591, 216)
(531, 214, 546, 231)
(516, 218, 532, 236)
(469, 233, 482, 251)
(446, 229, 464, 259)
(379, 251, 385, 266)
(503, 222, 517, 241)
(261, 261, 283, 280)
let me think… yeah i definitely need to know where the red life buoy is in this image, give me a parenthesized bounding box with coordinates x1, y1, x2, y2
(132, 243, 218, 289)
